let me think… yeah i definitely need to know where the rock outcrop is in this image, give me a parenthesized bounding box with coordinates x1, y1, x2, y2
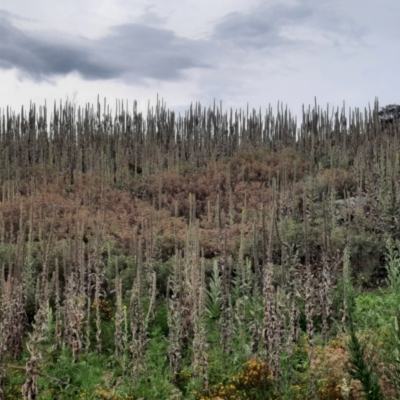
(378, 104, 400, 124)
(334, 196, 368, 222)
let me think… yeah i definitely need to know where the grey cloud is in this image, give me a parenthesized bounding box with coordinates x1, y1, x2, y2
(0, 9, 35, 23)
(213, 5, 312, 48)
(95, 24, 206, 80)
(0, 12, 209, 82)
(212, 1, 366, 50)
(137, 6, 168, 27)
(0, 2, 367, 85)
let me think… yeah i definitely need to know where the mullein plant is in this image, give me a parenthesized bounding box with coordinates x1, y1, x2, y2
(192, 256, 208, 389)
(0, 268, 27, 359)
(304, 263, 319, 398)
(274, 263, 304, 400)
(237, 207, 248, 298)
(262, 259, 292, 380)
(0, 266, 27, 399)
(272, 285, 296, 397)
(183, 215, 202, 355)
(274, 286, 288, 366)
(167, 250, 184, 382)
(0, 273, 14, 398)
(342, 246, 355, 331)
(219, 226, 233, 358)
(262, 261, 278, 373)
(168, 205, 203, 382)
(129, 243, 145, 378)
(286, 261, 301, 348)
(85, 291, 91, 359)
(305, 264, 315, 360)
(129, 241, 156, 379)
(93, 255, 106, 355)
(249, 298, 263, 357)
(113, 272, 123, 359)
(144, 237, 157, 322)
(276, 242, 301, 350)
(22, 264, 53, 400)
(54, 259, 63, 351)
(69, 223, 90, 361)
(205, 259, 222, 320)
(233, 257, 258, 360)
(63, 271, 86, 363)
(319, 255, 333, 342)
(233, 208, 252, 355)
(113, 261, 129, 372)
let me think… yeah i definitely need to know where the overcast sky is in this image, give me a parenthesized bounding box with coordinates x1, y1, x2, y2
(0, 0, 399, 119)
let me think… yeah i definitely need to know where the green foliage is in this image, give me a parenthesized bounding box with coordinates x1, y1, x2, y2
(383, 309, 400, 397)
(345, 255, 383, 400)
(385, 238, 400, 292)
(0, 243, 13, 268)
(347, 228, 385, 283)
(153, 257, 175, 295)
(278, 341, 312, 400)
(354, 292, 396, 332)
(106, 254, 136, 295)
(39, 350, 113, 399)
(277, 217, 303, 251)
(150, 302, 169, 337)
(206, 260, 222, 320)
(3, 363, 25, 400)
(346, 321, 383, 400)
(343, 246, 356, 316)
(353, 240, 400, 332)
(6, 242, 400, 399)
(133, 327, 178, 399)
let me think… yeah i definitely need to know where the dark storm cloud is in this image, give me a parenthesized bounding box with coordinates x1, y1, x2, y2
(0, 11, 209, 82)
(212, 1, 365, 50)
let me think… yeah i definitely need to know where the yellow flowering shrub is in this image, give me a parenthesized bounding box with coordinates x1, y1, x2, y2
(196, 358, 275, 400)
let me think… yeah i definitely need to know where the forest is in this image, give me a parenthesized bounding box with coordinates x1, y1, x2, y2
(0, 97, 400, 399)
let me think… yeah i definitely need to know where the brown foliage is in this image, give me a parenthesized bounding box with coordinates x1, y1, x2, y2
(0, 148, 309, 261)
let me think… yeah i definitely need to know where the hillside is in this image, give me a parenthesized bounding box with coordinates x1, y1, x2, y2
(1, 98, 400, 399)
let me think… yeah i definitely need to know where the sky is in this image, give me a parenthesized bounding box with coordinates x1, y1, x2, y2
(0, 0, 399, 120)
